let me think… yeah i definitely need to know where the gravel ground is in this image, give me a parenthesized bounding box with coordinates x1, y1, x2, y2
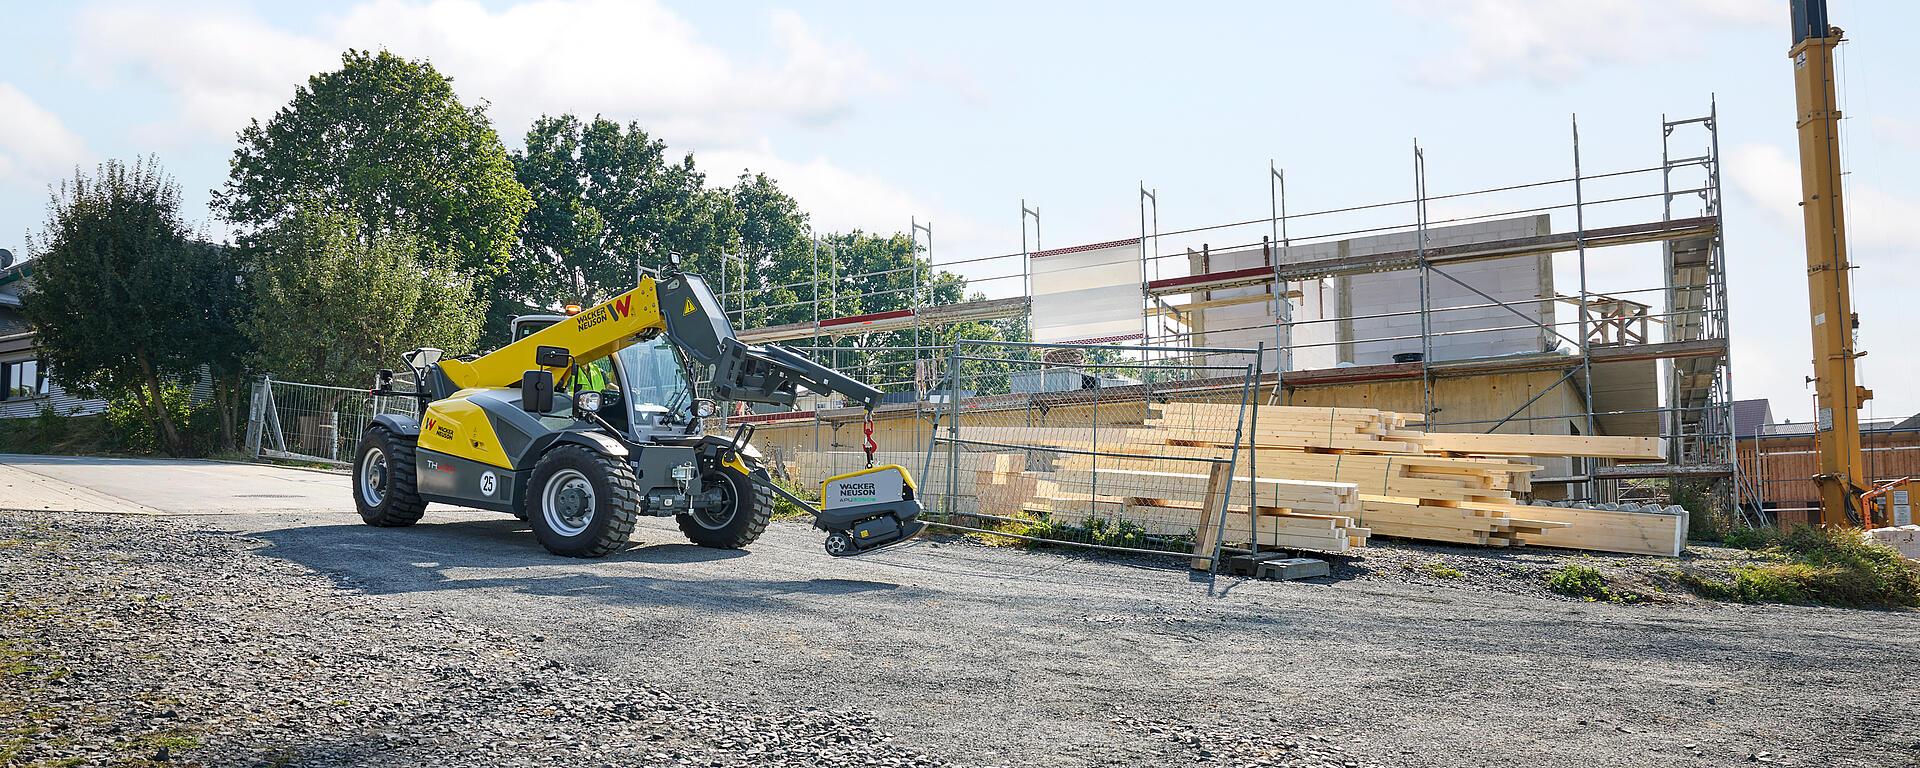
(4, 454, 1920, 768)
(0, 510, 1362, 768)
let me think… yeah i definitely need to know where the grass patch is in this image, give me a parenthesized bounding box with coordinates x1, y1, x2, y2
(1419, 561, 1464, 579)
(1544, 564, 1641, 602)
(769, 477, 816, 522)
(1684, 526, 1920, 609)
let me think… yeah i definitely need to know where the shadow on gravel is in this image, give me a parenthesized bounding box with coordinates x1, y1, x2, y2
(248, 520, 904, 614)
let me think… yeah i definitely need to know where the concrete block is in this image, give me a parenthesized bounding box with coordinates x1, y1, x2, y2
(1867, 526, 1920, 561)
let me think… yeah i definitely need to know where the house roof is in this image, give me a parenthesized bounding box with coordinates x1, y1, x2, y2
(1730, 398, 1771, 438)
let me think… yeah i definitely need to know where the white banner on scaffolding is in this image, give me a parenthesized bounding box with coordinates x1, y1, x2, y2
(1029, 238, 1143, 344)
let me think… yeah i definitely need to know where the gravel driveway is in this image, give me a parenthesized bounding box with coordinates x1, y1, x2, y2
(3, 456, 1918, 767)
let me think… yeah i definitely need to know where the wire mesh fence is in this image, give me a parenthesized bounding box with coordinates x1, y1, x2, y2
(919, 339, 1264, 566)
(246, 375, 418, 465)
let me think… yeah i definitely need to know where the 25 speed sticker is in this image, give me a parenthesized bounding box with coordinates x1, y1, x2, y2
(480, 471, 498, 497)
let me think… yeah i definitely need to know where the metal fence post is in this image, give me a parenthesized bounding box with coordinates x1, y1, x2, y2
(244, 373, 269, 458)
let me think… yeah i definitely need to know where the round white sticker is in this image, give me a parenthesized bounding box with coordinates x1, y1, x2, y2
(480, 471, 498, 496)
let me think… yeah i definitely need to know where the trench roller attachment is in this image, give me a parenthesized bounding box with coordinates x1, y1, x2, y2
(748, 412, 925, 557)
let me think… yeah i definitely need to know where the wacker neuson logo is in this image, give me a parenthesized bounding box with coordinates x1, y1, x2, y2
(837, 481, 877, 501)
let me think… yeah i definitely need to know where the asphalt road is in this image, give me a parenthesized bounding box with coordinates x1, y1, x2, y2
(4, 454, 1917, 767)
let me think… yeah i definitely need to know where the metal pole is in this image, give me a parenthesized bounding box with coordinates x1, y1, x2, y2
(1574, 115, 1597, 502)
(1414, 142, 1434, 424)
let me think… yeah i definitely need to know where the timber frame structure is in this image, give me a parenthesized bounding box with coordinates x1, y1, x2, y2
(715, 102, 1756, 523)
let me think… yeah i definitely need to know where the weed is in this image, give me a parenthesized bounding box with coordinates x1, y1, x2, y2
(1684, 526, 1920, 609)
(769, 477, 816, 522)
(135, 730, 201, 752)
(1722, 525, 1780, 551)
(1420, 561, 1464, 579)
(1545, 564, 1613, 601)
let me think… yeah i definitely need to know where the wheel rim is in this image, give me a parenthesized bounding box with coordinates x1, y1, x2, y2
(360, 447, 388, 507)
(542, 469, 596, 537)
(690, 474, 737, 530)
(824, 533, 851, 556)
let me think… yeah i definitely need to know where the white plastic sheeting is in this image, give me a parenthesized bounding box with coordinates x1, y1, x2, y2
(1029, 239, 1143, 344)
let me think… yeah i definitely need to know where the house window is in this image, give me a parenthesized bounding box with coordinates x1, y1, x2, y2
(2, 359, 47, 400)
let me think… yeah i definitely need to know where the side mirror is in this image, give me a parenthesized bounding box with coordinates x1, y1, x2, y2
(574, 391, 602, 414)
(520, 370, 555, 413)
(535, 345, 572, 369)
(693, 398, 719, 419)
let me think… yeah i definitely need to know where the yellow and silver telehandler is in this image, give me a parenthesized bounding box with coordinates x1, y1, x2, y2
(352, 254, 923, 558)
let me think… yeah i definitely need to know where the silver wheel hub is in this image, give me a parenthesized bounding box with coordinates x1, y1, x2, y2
(691, 475, 736, 530)
(360, 448, 388, 507)
(542, 469, 596, 537)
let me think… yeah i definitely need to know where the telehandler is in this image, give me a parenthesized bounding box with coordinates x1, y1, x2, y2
(352, 254, 924, 558)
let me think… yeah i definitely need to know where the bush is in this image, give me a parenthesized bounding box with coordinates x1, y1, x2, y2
(1546, 564, 1613, 601)
(769, 477, 815, 522)
(1722, 525, 1780, 551)
(1685, 526, 1920, 609)
(103, 385, 222, 457)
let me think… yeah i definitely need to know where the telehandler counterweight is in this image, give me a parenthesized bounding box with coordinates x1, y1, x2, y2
(352, 255, 923, 558)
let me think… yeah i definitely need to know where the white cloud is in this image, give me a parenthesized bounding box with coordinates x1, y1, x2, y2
(0, 83, 91, 185)
(76, 5, 336, 138)
(78, 0, 881, 150)
(1727, 141, 1920, 255)
(1872, 115, 1920, 152)
(701, 143, 996, 268)
(1404, 0, 1772, 85)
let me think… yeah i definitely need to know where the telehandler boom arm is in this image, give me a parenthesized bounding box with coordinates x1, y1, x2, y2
(435, 266, 881, 411)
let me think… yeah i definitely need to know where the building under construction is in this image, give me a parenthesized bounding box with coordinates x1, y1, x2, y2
(719, 103, 1753, 524)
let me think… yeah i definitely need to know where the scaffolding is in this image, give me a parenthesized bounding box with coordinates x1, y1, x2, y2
(718, 102, 1750, 522)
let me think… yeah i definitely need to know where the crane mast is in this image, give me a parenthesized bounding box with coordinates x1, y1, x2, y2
(1788, 0, 1869, 527)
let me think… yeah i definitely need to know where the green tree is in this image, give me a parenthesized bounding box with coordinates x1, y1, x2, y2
(217, 49, 531, 279)
(243, 209, 482, 387)
(23, 158, 242, 455)
(499, 114, 727, 341)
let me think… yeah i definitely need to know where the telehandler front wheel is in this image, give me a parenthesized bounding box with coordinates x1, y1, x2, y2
(353, 426, 426, 527)
(526, 445, 639, 558)
(677, 466, 771, 549)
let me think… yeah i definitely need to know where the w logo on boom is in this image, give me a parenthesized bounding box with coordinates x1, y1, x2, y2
(608, 295, 632, 320)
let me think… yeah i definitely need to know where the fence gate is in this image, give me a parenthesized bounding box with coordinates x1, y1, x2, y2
(919, 339, 1263, 570)
(246, 375, 416, 466)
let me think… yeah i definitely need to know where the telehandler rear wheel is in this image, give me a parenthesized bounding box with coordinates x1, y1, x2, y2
(353, 426, 426, 527)
(677, 466, 771, 549)
(526, 445, 639, 558)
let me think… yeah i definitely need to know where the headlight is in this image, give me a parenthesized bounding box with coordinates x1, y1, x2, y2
(694, 399, 720, 418)
(671, 462, 698, 482)
(574, 391, 602, 413)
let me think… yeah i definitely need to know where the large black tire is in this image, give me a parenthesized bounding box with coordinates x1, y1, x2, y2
(353, 426, 426, 527)
(525, 445, 639, 558)
(677, 466, 771, 549)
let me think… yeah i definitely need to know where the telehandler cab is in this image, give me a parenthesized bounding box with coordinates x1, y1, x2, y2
(353, 254, 924, 558)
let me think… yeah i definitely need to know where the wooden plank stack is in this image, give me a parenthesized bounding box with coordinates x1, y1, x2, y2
(775, 401, 1688, 560)
(960, 401, 1685, 558)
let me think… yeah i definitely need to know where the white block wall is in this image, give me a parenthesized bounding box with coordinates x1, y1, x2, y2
(1189, 215, 1554, 369)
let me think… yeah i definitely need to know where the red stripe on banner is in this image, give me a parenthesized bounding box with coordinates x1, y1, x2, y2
(1146, 265, 1272, 291)
(1056, 332, 1145, 345)
(1030, 237, 1142, 259)
(819, 308, 915, 328)
(727, 410, 818, 425)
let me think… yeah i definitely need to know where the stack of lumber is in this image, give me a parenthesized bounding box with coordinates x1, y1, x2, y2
(961, 401, 1685, 558)
(978, 457, 1370, 556)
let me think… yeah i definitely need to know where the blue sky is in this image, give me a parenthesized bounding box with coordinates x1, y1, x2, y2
(2, 0, 1916, 422)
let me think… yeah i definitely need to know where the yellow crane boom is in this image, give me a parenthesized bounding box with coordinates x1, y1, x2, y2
(1788, 0, 1870, 527)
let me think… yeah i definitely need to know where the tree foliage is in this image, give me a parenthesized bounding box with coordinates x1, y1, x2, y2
(22, 158, 240, 455)
(243, 209, 482, 387)
(497, 114, 726, 339)
(217, 49, 531, 278)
